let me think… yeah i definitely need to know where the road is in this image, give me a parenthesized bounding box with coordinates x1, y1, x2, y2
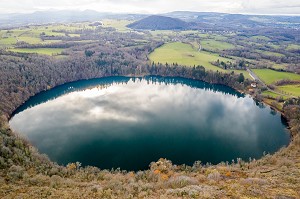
(247, 68, 295, 98)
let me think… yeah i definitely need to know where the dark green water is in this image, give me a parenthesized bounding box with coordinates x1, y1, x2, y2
(10, 76, 290, 171)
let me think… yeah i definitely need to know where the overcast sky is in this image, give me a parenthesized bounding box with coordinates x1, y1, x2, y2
(0, 0, 299, 15)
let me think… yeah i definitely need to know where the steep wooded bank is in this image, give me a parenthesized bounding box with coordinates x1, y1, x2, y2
(0, 49, 249, 118)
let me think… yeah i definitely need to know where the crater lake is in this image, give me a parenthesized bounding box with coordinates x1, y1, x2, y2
(10, 76, 290, 171)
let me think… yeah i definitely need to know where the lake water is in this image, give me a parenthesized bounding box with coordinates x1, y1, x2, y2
(10, 76, 290, 171)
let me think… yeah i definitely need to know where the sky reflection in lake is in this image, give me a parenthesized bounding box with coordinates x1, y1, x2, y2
(10, 76, 290, 171)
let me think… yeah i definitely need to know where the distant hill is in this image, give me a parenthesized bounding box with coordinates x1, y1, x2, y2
(164, 11, 300, 29)
(0, 10, 299, 32)
(127, 15, 189, 30)
(0, 10, 146, 28)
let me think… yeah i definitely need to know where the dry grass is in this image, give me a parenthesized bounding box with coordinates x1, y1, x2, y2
(0, 133, 299, 198)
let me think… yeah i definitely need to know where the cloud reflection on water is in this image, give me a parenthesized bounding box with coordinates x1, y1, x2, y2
(9, 77, 289, 170)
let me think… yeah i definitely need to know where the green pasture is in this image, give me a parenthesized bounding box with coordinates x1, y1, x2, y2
(0, 37, 17, 46)
(286, 44, 300, 50)
(18, 36, 42, 44)
(102, 19, 132, 32)
(257, 50, 285, 57)
(149, 42, 233, 71)
(9, 48, 64, 56)
(252, 69, 300, 85)
(250, 35, 270, 41)
(277, 84, 300, 97)
(262, 91, 285, 99)
(201, 39, 235, 51)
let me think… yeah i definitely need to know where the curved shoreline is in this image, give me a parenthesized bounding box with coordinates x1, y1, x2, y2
(1, 73, 299, 198)
(7, 75, 293, 170)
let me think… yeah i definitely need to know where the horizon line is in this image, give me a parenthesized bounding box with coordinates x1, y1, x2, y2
(2, 9, 300, 17)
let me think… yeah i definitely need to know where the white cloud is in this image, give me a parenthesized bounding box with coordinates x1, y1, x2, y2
(0, 0, 299, 15)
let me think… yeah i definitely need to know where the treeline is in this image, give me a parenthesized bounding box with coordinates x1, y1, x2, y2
(146, 62, 249, 90)
(0, 46, 249, 119)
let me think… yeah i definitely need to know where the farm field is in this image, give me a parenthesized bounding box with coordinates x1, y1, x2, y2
(201, 39, 235, 51)
(250, 35, 271, 41)
(257, 50, 285, 57)
(9, 48, 64, 56)
(102, 19, 133, 32)
(271, 63, 288, 70)
(277, 84, 300, 97)
(252, 69, 300, 85)
(0, 37, 17, 46)
(0, 23, 96, 48)
(286, 44, 300, 50)
(149, 42, 231, 71)
(261, 90, 289, 100)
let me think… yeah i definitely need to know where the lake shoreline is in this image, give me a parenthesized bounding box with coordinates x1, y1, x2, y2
(8, 75, 292, 170)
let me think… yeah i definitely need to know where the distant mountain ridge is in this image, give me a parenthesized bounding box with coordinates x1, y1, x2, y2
(127, 15, 190, 30)
(0, 10, 146, 28)
(0, 10, 299, 31)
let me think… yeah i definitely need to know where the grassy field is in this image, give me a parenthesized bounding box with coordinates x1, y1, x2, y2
(0, 37, 17, 46)
(271, 63, 288, 70)
(149, 42, 232, 71)
(262, 90, 284, 99)
(286, 44, 300, 50)
(201, 39, 235, 51)
(102, 19, 133, 32)
(250, 35, 271, 41)
(18, 36, 42, 44)
(9, 48, 64, 56)
(277, 84, 300, 97)
(257, 50, 285, 57)
(68, 33, 80, 37)
(253, 69, 300, 85)
(0, 23, 98, 49)
(208, 34, 228, 40)
(42, 40, 62, 44)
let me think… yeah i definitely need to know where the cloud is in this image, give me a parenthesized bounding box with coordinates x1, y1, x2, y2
(0, 0, 299, 15)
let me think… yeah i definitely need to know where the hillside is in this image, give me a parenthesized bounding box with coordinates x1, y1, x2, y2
(127, 15, 189, 30)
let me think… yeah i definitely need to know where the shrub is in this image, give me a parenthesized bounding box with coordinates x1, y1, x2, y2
(166, 185, 224, 198)
(207, 170, 221, 182)
(7, 165, 25, 181)
(167, 175, 198, 188)
(50, 175, 63, 188)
